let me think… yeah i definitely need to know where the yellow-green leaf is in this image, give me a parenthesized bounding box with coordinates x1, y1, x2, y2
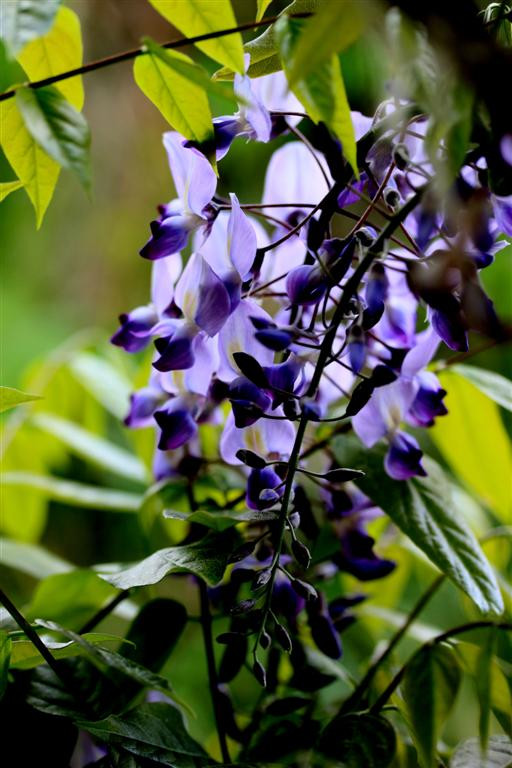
(149, 0, 244, 74)
(286, 0, 367, 85)
(134, 45, 213, 142)
(277, 16, 358, 174)
(0, 385, 41, 413)
(0, 179, 23, 202)
(256, 0, 273, 22)
(0, 0, 61, 56)
(0, 98, 60, 227)
(17, 6, 84, 110)
(431, 370, 512, 523)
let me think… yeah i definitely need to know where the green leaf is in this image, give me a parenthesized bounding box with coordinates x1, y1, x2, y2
(431, 370, 512, 522)
(285, 0, 366, 86)
(16, 6, 84, 109)
(475, 629, 496, 751)
(215, 0, 319, 79)
(0, 632, 12, 700)
(318, 713, 396, 767)
(0, 97, 61, 227)
(0, 0, 61, 56)
(163, 506, 278, 531)
(100, 530, 238, 589)
(31, 412, 148, 483)
(276, 16, 358, 173)
(402, 644, 462, 768)
(15, 85, 91, 188)
(10, 631, 125, 670)
(332, 437, 504, 614)
(451, 736, 512, 768)
(77, 702, 208, 762)
(0, 179, 24, 202)
(69, 352, 133, 420)
(0, 472, 143, 511)
(453, 365, 512, 413)
(0, 385, 41, 412)
(0, 537, 71, 579)
(26, 571, 117, 628)
(256, 0, 273, 21)
(149, 0, 244, 74)
(134, 43, 213, 143)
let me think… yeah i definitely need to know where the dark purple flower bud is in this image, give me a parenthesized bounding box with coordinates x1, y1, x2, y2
(247, 467, 283, 511)
(371, 365, 397, 387)
(392, 142, 409, 170)
(236, 449, 267, 469)
(259, 488, 281, 505)
(264, 360, 302, 400)
(217, 685, 243, 742)
(292, 539, 311, 570)
(384, 187, 401, 210)
(365, 263, 388, 314)
(431, 306, 469, 351)
(265, 696, 309, 716)
(233, 352, 270, 388)
(472, 251, 495, 270)
(154, 402, 197, 451)
(111, 306, 158, 352)
(408, 374, 448, 427)
(461, 280, 504, 339)
(259, 630, 271, 649)
(308, 614, 342, 659)
(216, 632, 246, 645)
(229, 376, 272, 427)
(212, 116, 241, 154)
(140, 215, 191, 261)
(362, 302, 385, 330)
(288, 511, 301, 529)
(274, 622, 293, 653)
(255, 328, 293, 351)
(286, 264, 328, 306)
(336, 529, 396, 581)
(283, 398, 301, 420)
(328, 595, 366, 618)
(348, 326, 366, 374)
(124, 387, 165, 427)
(153, 331, 195, 372)
(272, 577, 305, 619)
(386, 431, 426, 480)
(301, 399, 322, 421)
(292, 579, 319, 602)
(344, 379, 375, 417)
(219, 635, 247, 683)
(231, 599, 256, 616)
(253, 659, 267, 687)
(324, 468, 365, 483)
(415, 202, 438, 250)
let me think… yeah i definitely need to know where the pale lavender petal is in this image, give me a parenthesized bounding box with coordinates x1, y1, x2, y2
(492, 195, 512, 236)
(151, 253, 183, 315)
(263, 142, 330, 218)
(227, 193, 257, 279)
(251, 71, 304, 124)
(235, 73, 271, 143)
(501, 135, 512, 166)
(163, 132, 216, 216)
(175, 253, 230, 334)
(351, 111, 373, 141)
(351, 394, 388, 447)
(401, 326, 440, 379)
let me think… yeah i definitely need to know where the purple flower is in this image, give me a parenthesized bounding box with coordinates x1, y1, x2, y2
(111, 305, 159, 352)
(154, 396, 199, 450)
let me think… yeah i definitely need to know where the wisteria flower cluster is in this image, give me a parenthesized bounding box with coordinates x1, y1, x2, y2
(112, 67, 510, 683)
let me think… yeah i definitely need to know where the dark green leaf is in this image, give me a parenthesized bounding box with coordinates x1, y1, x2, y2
(122, 599, 187, 673)
(15, 85, 91, 188)
(476, 628, 497, 751)
(0, 631, 12, 699)
(451, 736, 512, 768)
(402, 644, 461, 768)
(318, 713, 396, 767)
(163, 506, 277, 531)
(100, 530, 239, 589)
(332, 437, 504, 614)
(26, 570, 117, 628)
(10, 631, 126, 670)
(77, 702, 208, 760)
(1, 0, 61, 55)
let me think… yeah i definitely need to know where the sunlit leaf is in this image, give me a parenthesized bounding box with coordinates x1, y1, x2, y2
(286, 0, 366, 86)
(68, 352, 132, 420)
(0, 537, 71, 579)
(0, 385, 41, 412)
(149, 0, 244, 73)
(16, 6, 84, 109)
(0, 91, 60, 227)
(475, 628, 496, 751)
(215, 0, 319, 79)
(402, 644, 461, 768)
(15, 85, 90, 188)
(333, 437, 504, 614)
(0, 179, 24, 202)
(134, 42, 213, 143)
(319, 713, 396, 766)
(0, 0, 61, 56)
(26, 571, 117, 629)
(277, 16, 358, 174)
(31, 412, 148, 483)
(431, 370, 512, 522)
(100, 530, 239, 589)
(256, 0, 273, 22)
(453, 364, 512, 412)
(10, 632, 125, 670)
(451, 736, 512, 768)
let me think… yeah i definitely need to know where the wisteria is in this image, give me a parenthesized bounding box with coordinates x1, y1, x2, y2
(112, 67, 511, 682)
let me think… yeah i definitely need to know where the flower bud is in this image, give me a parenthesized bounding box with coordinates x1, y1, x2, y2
(354, 226, 377, 247)
(292, 539, 311, 570)
(288, 511, 301, 529)
(252, 568, 273, 590)
(253, 659, 267, 687)
(392, 142, 409, 170)
(292, 579, 319, 602)
(236, 449, 267, 469)
(283, 398, 301, 420)
(259, 488, 281, 505)
(259, 630, 271, 650)
(384, 187, 401, 210)
(274, 622, 293, 653)
(230, 599, 256, 616)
